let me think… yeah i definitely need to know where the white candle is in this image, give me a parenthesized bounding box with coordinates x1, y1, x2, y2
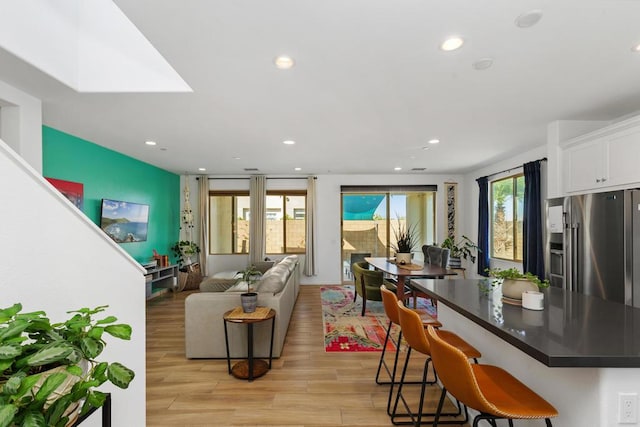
(522, 290, 544, 310)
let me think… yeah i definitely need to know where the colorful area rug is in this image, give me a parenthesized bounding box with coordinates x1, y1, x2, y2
(321, 285, 436, 353)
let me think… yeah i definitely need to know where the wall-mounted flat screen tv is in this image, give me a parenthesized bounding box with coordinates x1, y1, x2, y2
(100, 199, 149, 243)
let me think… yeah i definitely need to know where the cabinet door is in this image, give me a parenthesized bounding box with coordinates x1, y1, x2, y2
(605, 129, 640, 187)
(563, 140, 604, 193)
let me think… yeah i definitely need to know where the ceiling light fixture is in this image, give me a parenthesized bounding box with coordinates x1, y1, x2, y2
(632, 43, 640, 52)
(473, 58, 494, 70)
(428, 139, 440, 144)
(145, 140, 157, 146)
(515, 9, 543, 28)
(198, 167, 206, 171)
(274, 55, 295, 69)
(294, 167, 302, 171)
(233, 157, 241, 160)
(422, 147, 430, 151)
(440, 37, 464, 51)
(394, 167, 402, 171)
(283, 140, 296, 145)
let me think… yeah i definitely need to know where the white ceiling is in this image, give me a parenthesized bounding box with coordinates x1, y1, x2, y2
(2, 0, 640, 176)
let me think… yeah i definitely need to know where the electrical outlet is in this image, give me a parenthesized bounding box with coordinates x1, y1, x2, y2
(619, 392, 638, 424)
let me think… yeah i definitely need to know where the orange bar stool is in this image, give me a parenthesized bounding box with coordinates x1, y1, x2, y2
(425, 325, 558, 427)
(394, 301, 481, 426)
(376, 285, 442, 417)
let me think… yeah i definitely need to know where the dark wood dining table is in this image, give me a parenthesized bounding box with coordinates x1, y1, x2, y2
(364, 256, 457, 299)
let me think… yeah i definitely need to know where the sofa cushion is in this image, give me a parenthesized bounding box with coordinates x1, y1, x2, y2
(211, 270, 241, 279)
(258, 274, 286, 294)
(199, 277, 236, 292)
(224, 281, 253, 293)
(253, 261, 275, 274)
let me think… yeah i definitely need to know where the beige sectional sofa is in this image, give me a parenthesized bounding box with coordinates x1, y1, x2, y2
(185, 255, 300, 359)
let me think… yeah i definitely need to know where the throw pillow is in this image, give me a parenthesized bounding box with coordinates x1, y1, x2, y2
(259, 275, 286, 294)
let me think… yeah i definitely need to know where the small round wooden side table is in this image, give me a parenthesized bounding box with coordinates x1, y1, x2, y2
(223, 307, 276, 382)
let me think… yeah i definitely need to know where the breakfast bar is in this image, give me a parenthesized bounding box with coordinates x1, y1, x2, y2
(410, 278, 640, 426)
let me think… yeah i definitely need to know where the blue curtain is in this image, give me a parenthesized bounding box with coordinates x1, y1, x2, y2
(476, 177, 490, 276)
(523, 160, 544, 279)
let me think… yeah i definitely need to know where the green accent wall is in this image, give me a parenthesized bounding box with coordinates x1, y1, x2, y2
(42, 126, 180, 263)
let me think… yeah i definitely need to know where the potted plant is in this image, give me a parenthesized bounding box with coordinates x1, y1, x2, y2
(440, 235, 479, 268)
(485, 267, 550, 300)
(0, 303, 135, 427)
(390, 219, 419, 265)
(170, 240, 201, 268)
(238, 265, 262, 313)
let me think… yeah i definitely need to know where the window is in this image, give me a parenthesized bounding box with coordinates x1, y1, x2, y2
(209, 192, 250, 254)
(266, 192, 306, 254)
(340, 188, 436, 282)
(491, 174, 524, 261)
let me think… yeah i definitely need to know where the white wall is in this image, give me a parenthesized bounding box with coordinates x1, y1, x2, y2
(0, 79, 42, 172)
(0, 140, 146, 426)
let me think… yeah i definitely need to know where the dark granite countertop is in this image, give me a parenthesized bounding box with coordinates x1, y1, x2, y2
(409, 278, 640, 367)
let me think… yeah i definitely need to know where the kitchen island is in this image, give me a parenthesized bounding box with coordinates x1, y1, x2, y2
(410, 278, 640, 426)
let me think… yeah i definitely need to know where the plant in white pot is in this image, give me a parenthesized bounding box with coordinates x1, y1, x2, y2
(0, 303, 135, 427)
(238, 265, 262, 313)
(440, 235, 479, 269)
(486, 267, 549, 300)
(390, 219, 419, 265)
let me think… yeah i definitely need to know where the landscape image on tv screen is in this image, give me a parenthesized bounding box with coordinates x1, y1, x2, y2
(100, 199, 149, 243)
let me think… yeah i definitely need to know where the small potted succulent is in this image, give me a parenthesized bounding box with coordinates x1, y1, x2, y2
(0, 303, 135, 427)
(485, 267, 549, 299)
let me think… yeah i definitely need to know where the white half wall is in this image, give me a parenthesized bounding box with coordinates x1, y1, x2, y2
(0, 139, 145, 426)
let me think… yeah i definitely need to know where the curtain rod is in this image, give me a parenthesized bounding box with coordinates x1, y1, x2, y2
(195, 176, 316, 180)
(482, 157, 547, 181)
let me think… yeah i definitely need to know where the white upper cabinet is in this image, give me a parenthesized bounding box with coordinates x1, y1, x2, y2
(606, 128, 640, 187)
(561, 116, 640, 194)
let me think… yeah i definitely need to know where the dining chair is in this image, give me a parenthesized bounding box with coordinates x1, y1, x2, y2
(352, 261, 397, 316)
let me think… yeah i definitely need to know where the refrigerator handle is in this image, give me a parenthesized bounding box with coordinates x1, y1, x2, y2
(570, 223, 579, 292)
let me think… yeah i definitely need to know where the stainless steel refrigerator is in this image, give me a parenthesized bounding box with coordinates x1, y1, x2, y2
(545, 189, 640, 306)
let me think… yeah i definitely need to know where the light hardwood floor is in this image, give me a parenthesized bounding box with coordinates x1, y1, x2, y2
(146, 285, 467, 426)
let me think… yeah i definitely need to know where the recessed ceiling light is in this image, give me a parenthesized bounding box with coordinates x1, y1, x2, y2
(145, 140, 157, 146)
(198, 168, 206, 171)
(233, 157, 241, 160)
(440, 37, 464, 51)
(394, 167, 402, 171)
(283, 140, 296, 145)
(428, 139, 440, 144)
(473, 58, 494, 70)
(515, 9, 543, 28)
(274, 55, 295, 69)
(294, 167, 302, 171)
(632, 43, 640, 52)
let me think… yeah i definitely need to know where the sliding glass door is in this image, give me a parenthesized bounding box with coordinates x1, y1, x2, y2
(340, 189, 435, 283)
